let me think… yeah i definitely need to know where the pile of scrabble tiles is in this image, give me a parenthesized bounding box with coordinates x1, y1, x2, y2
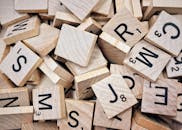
(0, 0, 182, 129)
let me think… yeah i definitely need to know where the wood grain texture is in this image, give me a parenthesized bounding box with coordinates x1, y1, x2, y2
(115, 0, 133, 14)
(131, 118, 148, 130)
(0, 72, 15, 89)
(132, 0, 143, 20)
(22, 122, 58, 130)
(93, 0, 112, 16)
(0, 38, 10, 63)
(27, 69, 41, 85)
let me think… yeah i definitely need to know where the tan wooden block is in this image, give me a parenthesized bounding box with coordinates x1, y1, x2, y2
(15, 0, 48, 13)
(142, 21, 149, 33)
(142, 0, 152, 11)
(110, 64, 144, 99)
(102, 7, 147, 47)
(27, 69, 41, 85)
(0, 0, 30, 27)
(142, 79, 178, 116)
(98, 32, 131, 64)
(131, 118, 148, 130)
(51, 54, 67, 63)
(0, 42, 42, 86)
(166, 52, 182, 78)
(0, 39, 10, 63)
(115, 0, 133, 14)
(22, 122, 58, 130)
(92, 74, 137, 118)
(0, 106, 33, 129)
(66, 45, 107, 76)
(145, 11, 182, 56)
(55, 24, 97, 67)
(60, 0, 99, 20)
(124, 40, 171, 82)
(23, 23, 60, 56)
(94, 126, 107, 130)
(57, 99, 94, 130)
(75, 67, 110, 99)
(93, 0, 112, 16)
(93, 100, 132, 130)
(77, 17, 102, 34)
(0, 72, 14, 89)
(3, 16, 40, 45)
(148, 15, 158, 28)
(53, 11, 81, 27)
(132, 0, 143, 20)
(33, 85, 66, 120)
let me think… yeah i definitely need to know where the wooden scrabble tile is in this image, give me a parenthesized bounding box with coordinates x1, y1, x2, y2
(57, 99, 94, 130)
(53, 11, 81, 27)
(166, 52, 182, 78)
(0, 72, 15, 89)
(145, 11, 182, 56)
(66, 45, 107, 76)
(141, 0, 152, 11)
(148, 15, 158, 28)
(60, 0, 99, 20)
(0, 106, 33, 129)
(94, 126, 106, 130)
(23, 23, 60, 56)
(33, 85, 66, 120)
(0, 0, 30, 27)
(142, 21, 149, 33)
(75, 67, 110, 99)
(0, 42, 42, 86)
(0, 39, 10, 63)
(110, 64, 144, 99)
(93, 100, 132, 130)
(15, 0, 48, 13)
(115, 0, 133, 14)
(3, 16, 40, 45)
(131, 118, 148, 130)
(54, 24, 97, 67)
(92, 74, 137, 118)
(141, 79, 178, 116)
(77, 17, 102, 34)
(22, 122, 58, 130)
(124, 40, 171, 82)
(98, 32, 131, 64)
(132, 0, 143, 20)
(102, 7, 147, 47)
(93, 0, 112, 16)
(27, 69, 41, 85)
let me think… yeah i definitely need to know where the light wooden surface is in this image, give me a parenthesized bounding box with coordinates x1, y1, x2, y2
(22, 122, 58, 130)
(3, 16, 40, 45)
(23, 23, 60, 56)
(131, 118, 148, 130)
(93, 0, 112, 16)
(124, 40, 171, 82)
(0, 42, 42, 86)
(115, 0, 133, 14)
(102, 7, 147, 47)
(98, 32, 131, 64)
(0, 39, 9, 63)
(142, 0, 152, 11)
(66, 45, 107, 76)
(60, 0, 99, 20)
(92, 74, 137, 118)
(0, 72, 15, 89)
(33, 85, 66, 120)
(15, 0, 48, 13)
(93, 100, 132, 130)
(145, 11, 182, 56)
(55, 24, 97, 67)
(27, 69, 41, 85)
(57, 99, 94, 130)
(132, 0, 143, 20)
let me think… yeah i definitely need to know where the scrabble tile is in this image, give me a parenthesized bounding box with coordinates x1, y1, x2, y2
(33, 85, 66, 120)
(115, 0, 133, 14)
(0, 72, 15, 89)
(15, 0, 48, 13)
(166, 52, 182, 78)
(75, 67, 110, 99)
(92, 74, 137, 118)
(110, 64, 144, 99)
(131, 118, 148, 130)
(0, 106, 33, 129)
(3, 16, 40, 45)
(0, 87, 29, 107)
(93, 100, 132, 130)
(142, 0, 152, 11)
(98, 32, 131, 64)
(148, 15, 158, 28)
(27, 69, 41, 85)
(132, 0, 143, 20)
(93, 0, 112, 16)
(57, 99, 94, 130)
(0, 39, 10, 63)
(0, 42, 42, 86)
(23, 23, 60, 56)
(102, 7, 147, 47)
(66, 45, 107, 76)
(22, 122, 58, 130)
(54, 24, 97, 67)
(141, 79, 178, 116)
(0, 0, 30, 27)
(60, 0, 99, 20)
(145, 11, 182, 56)
(124, 40, 171, 82)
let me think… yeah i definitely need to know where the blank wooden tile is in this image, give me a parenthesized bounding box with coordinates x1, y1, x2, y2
(22, 122, 58, 130)
(142, 79, 178, 116)
(66, 45, 107, 76)
(15, 0, 48, 13)
(145, 11, 182, 56)
(0, 72, 15, 89)
(0, 42, 42, 86)
(102, 7, 147, 47)
(115, 0, 133, 14)
(124, 40, 171, 82)
(131, 118, 148, 130)
(93, 0, 112, 16)
(93, 100, 132, 130)
(55, 24, 97, 67)
(98, 32, 131, 64)
(60, 0, 99, 20)
(132, 0, 143, 20)
(3, 16, 40, 45)
(33, 85, 66, 120)
(57, 99, 94, 130)
(23, 23, 60, 56)
(0, 39, 10, 63)
(92, 74, 137, 118)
